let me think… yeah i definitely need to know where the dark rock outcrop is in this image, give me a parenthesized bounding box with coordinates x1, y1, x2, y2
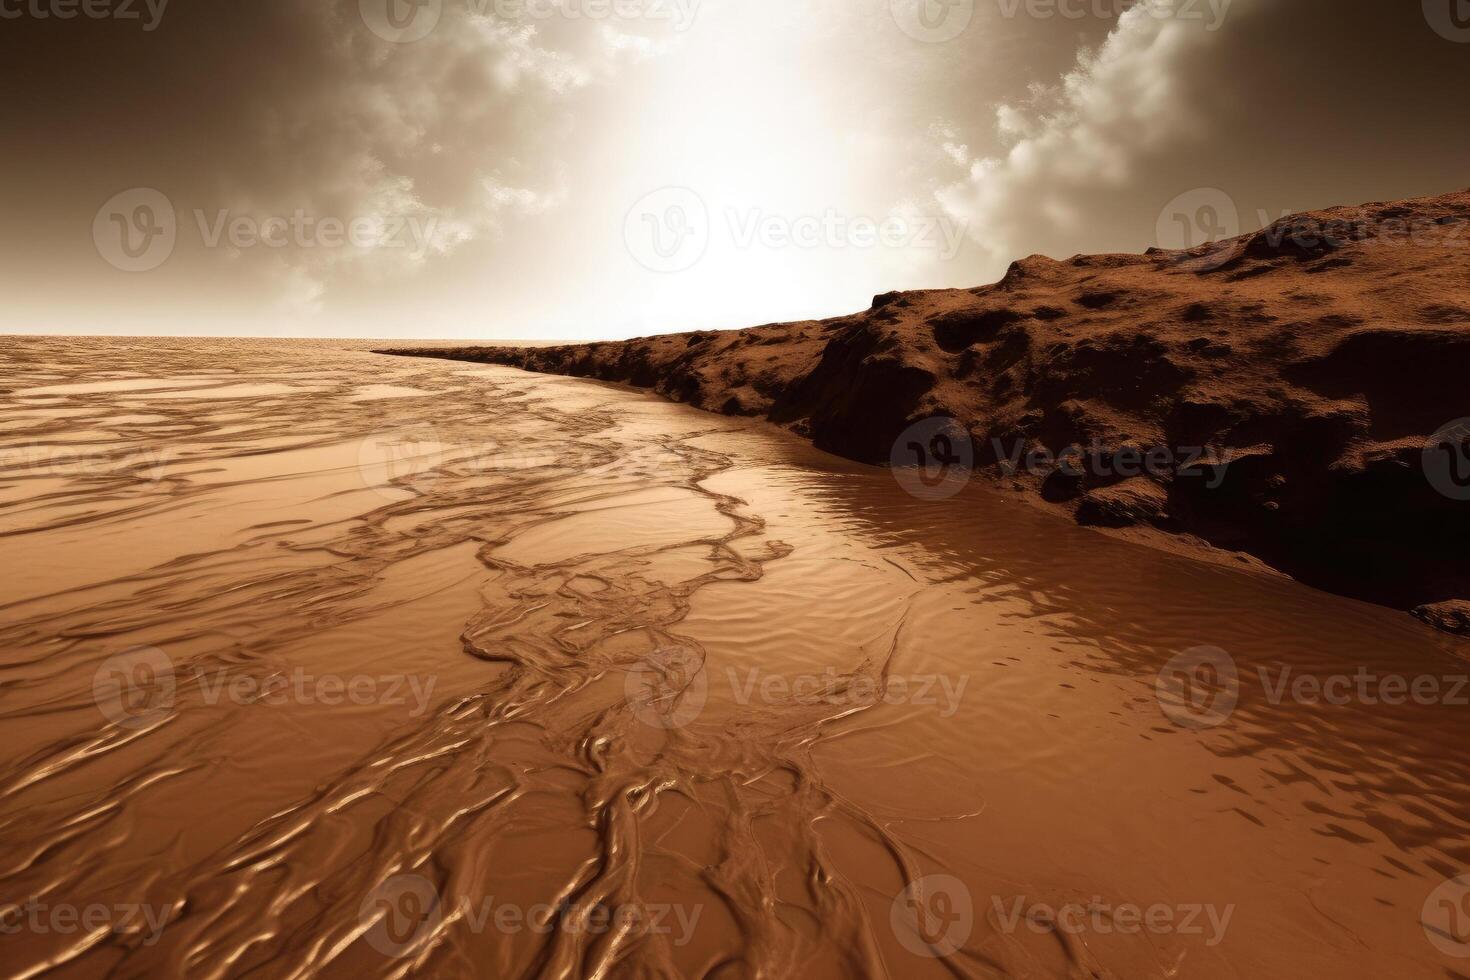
(386, 189, 1470, 636)
(1413, 601, 1470, 638)
(1076, 478, 1174, 530)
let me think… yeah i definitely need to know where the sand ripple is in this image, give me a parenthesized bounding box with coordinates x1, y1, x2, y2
(0, 338, 1467, 978)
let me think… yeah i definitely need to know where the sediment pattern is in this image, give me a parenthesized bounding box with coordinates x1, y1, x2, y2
(392, 190, 1470, 629)
(4, 338, 1470, 978)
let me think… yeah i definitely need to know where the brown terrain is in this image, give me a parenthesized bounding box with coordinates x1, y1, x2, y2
(11, 338, 1470, 977)
(389, 190, 1470, 635)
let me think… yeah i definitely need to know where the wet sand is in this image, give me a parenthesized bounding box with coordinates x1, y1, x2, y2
(411, 189, 1470, 631)
(1, 337, 1469, 978)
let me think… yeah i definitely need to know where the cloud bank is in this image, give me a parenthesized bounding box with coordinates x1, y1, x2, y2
(938, 0, 1470, 273)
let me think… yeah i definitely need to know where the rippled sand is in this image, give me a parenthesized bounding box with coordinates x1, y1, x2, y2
(1, 337, 1468, 978)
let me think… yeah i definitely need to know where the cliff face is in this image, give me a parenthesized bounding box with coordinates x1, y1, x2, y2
(388, 190, 1470, 634)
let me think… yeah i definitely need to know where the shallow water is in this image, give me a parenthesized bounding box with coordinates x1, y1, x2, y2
(1, 337, 1468, 978)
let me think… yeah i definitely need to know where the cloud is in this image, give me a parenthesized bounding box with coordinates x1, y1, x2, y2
(11, 0, 1470, 336)
(936, 0, 1470, 274)
(936, 4, 1233, 268)
(204, 4, 614, 301)
(5, 0, 684, 316)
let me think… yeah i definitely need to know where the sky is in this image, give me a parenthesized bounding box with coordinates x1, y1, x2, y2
(4, 0, 1469, 339)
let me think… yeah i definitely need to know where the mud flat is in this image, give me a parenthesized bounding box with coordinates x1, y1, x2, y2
(391, 190, 1470, 635)
(2, 338, 1470, 977)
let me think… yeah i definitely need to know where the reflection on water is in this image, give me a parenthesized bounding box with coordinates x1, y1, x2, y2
(0, 337, 1467, 979)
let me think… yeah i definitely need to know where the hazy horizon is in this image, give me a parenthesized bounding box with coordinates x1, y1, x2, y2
(5, 7, 1470, 974)
(6, 0, 1470, 339)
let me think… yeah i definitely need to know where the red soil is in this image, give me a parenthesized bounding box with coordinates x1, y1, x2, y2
(390, 189, 1470, 634)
